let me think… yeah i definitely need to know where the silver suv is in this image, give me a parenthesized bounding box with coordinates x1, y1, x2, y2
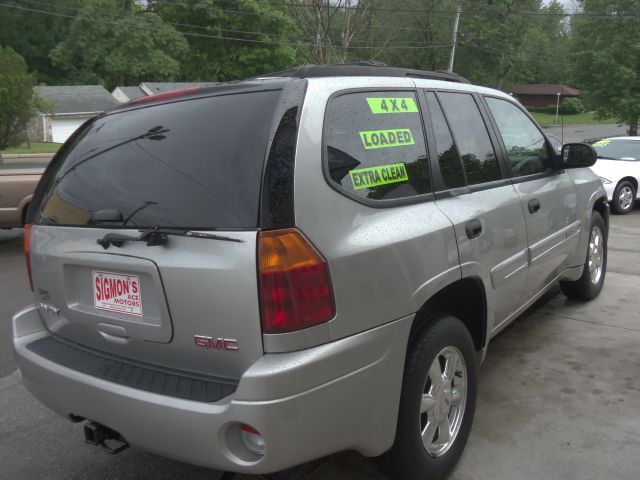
(12, 64, 608, 480)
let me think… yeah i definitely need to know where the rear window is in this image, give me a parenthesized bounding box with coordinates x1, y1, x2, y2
(34, 90, 282, 229)
(324, 91, 431, 202)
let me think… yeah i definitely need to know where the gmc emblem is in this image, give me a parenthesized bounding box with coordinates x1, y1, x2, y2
(194, 335, 239, 352)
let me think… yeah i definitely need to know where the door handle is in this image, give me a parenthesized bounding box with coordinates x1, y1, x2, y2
(528, 199, 541, 214)
(465, 219, 483, 239)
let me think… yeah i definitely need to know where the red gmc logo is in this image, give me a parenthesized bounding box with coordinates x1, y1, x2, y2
(194, 335, 239, 352)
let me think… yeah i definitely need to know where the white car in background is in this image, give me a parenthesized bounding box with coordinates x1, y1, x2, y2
(589, 137, 640, 214)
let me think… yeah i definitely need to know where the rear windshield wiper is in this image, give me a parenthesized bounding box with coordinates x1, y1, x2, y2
(97, 225, 244, 250)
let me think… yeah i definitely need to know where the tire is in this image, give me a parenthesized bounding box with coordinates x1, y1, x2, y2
(560, 211, 607, 300)
(377, 315, 477, 480)
(612, 180, 636, 214)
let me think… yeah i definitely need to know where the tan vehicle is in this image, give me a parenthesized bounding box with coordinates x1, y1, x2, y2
(0, 154, 50, 228)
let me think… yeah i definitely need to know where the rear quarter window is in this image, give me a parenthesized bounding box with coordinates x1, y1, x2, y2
(324, 91, 431, 202)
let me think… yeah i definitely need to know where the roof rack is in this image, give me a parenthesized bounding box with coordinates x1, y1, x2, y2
(256, 61, 470, 84)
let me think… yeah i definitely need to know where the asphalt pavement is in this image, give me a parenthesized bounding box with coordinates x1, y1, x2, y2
(541, 123, 628, 143)
(1, 209, 640, 480)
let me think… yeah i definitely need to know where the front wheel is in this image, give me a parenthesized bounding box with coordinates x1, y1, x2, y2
(378, 315, 477, 480)
(560, 211, 607, 300)
(612, 180, 635, 214)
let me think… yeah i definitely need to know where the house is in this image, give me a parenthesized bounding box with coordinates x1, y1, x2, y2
(111, 82, 213, 103)
(29, 85, 121, 143)
(512, 84, 580, 109)
(111, 85, 146, 102)
(139, 82, 213, 95)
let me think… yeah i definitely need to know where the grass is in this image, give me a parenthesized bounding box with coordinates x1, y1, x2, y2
(530, 111, 619, 125)
(1, 142, 61, 155)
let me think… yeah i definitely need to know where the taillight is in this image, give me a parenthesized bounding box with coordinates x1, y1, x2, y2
(24, 224, 33, 291)
(258, 229, 335, 334)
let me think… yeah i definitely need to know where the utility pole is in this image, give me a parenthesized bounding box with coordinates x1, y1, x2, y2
(448, 0, 463, 73)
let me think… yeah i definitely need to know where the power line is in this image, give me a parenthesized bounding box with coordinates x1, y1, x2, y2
(155, 0, 640, 20)
(0, 2, 455, 50)
(16, 0, 455, 42)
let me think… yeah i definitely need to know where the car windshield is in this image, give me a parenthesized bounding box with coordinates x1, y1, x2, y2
(592, 139, 640, 161)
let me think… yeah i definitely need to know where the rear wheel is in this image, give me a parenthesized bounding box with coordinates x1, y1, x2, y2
(612, 180, 635, 214)
(378, 315, 477, 480)
(560, 211, 607, 300)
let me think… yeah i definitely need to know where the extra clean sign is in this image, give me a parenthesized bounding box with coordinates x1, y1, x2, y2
(93, 270, 143, 316)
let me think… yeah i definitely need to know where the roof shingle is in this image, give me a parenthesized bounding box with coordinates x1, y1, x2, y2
(35, 85, 121, 114)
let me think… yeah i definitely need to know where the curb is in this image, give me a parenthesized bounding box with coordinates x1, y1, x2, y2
(1, 153, 55, 159)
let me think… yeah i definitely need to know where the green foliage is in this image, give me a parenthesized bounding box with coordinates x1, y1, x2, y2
(0, 0, 576, 94)
(49, 0, 188, 88)
(571, 0, 640, 133)
(455, 0, 569, 89)
(151, 0, 296, 81)
(359, 0, 455, 70)
(0, 1, 75, 84)
(559, 97, 585, 115)
(0, 46, 36, 150)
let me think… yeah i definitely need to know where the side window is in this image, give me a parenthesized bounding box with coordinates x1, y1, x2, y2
(437, 92, 502, 185)
(324, 91, 431, 201)
(485, 97, 552, 176)
(425, 92, 466, 189)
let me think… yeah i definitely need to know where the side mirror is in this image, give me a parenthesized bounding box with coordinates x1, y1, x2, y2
(561, 143, 597, 168)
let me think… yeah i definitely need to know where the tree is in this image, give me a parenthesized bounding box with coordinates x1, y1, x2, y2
(49, 0, 188, 88)
(151, 0, 296, 81)
(0, 47, 38, 149)
(0, 1, 76, 84)
(354, 0, 456, 70)
(571, 0, 640, 134)
(283, 0, 375, 64)
(455, 0, 565, 89)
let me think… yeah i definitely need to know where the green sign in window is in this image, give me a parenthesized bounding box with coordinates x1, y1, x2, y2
(359, 128, 415, 150)
(366, 97, 418, 114)
(349, 163, 409, 190)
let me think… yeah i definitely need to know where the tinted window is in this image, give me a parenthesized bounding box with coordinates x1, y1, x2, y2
(35, 91, 281, 228)
(325, 92, 431, 201)
(425, 92, 466, 189)
(438, 92, 501, 185)
(485, 97, 552, 176)
(592, 139, 640, 161)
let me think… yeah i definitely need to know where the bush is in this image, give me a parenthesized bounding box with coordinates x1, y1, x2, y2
(560, 97, 586, 115)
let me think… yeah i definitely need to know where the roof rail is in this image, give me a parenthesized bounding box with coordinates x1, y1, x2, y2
(256, 61, 470, 84)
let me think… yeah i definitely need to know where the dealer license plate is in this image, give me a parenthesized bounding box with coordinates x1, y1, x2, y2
(92, 270, 143, 316)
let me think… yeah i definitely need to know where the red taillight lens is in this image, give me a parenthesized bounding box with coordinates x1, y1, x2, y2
(24, 224, 33, 291)
(258, 229, 335, 334)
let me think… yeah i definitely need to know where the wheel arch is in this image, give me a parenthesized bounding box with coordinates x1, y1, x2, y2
(410, 277, 487, 353)
(617, 176, 638, 193)
(592, 195, 609, 232)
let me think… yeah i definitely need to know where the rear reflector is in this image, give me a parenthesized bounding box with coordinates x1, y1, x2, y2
(258, 229, 335, 334)
(240, 424, 266, 456)
(24, 224, 33, 291)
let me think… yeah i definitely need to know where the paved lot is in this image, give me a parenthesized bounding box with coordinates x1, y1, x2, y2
(540, 123, 627, 144)
(1, 208, 639, 480)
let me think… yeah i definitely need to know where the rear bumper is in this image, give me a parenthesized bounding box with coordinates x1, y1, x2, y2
(13, 306, 412, 474)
